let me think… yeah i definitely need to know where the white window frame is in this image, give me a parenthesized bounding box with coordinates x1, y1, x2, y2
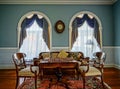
(17, 11, 52, 51)
(69, 11, 103, 51)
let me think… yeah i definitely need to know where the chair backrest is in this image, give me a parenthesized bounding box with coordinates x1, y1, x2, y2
(93, 52, 106, 64)
(12, 53, 26, 71)
(39, 51, 84, 60)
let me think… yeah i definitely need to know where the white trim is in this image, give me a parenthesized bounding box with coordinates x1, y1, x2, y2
(17, 11, 52, 50)
(0, 46, 120, 69)
(51, 47, 69, 51)
(103, 46, 120, 48)
(0, 0, 117, 5)
(0, 47, 17, 49)
(0, 46, 120, 49)
(114, 64, 120, 70)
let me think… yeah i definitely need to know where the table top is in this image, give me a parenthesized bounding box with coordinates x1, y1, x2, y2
(39, 58, 78, 63)
(39, 58, 79, 70)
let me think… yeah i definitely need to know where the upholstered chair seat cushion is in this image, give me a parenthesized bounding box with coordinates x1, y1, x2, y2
(79, 66, 101, 76)
(18, 66, 39, 76)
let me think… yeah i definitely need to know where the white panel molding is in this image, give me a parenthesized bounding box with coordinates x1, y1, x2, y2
(51, 47, 69, 51)
(0, 0, 117, 5)
(0, 46, 120, 69)
(103, 46, 120, 48)
(0, 46, 119, 49)
(0, 47, 18, 69)
(0, 47, 18, 50)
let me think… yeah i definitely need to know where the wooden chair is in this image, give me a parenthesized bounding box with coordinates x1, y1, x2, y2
(12, 53, 39, 89)
(78, 52, 106, 89)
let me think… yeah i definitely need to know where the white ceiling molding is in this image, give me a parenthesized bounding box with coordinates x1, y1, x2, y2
(0, 0, 117, 5)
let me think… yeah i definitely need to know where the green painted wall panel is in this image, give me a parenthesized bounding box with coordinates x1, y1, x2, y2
(0, 4, 114, 47)
(113, 1, 120, 46)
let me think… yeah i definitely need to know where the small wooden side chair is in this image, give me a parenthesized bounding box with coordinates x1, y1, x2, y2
(12, 52, 39, 89)
(78, 52, 106, 89)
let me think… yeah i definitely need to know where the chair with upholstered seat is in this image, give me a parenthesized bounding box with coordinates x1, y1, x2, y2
(78, 52, 106, 89)
(12, 52, 39, 89)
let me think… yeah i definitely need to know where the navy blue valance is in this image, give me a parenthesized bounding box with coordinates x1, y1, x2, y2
(19, 14, 43, 48)
(21, 14, 43, 30)
(71, 14, 100, 48)
(76, 14, 98, 28)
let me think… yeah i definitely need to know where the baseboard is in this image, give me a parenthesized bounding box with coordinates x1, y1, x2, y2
(114, 64, 120, 69)
(104, 64, 115, 68)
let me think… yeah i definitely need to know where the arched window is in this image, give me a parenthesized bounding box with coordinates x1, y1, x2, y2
(69, 11, 102, 59)
(18, 11, 52, 61)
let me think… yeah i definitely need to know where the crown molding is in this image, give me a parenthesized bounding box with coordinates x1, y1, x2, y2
(0, 0, 117, 5)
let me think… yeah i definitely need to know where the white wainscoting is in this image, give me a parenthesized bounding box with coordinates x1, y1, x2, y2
(0, 47, 18, 69)
(0, 46, 120, 69)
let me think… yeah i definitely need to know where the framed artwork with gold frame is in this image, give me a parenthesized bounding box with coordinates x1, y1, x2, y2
(55, 20, 65, 33)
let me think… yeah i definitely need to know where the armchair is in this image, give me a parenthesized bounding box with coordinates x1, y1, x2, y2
(78, 52, 106, 89)
(12, 53, 39, 89)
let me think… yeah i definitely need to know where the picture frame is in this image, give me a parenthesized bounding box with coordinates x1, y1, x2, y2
(55, 20, 65, 33)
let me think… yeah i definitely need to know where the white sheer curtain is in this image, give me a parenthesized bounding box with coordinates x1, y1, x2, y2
(71, 21, 101, 59)
(20, 20, 49, 61)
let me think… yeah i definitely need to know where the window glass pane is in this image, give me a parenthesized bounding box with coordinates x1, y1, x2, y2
(71, 21, 101, 59)
(20, 20, 49, 60)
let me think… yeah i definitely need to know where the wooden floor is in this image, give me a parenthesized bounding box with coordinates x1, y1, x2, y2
(103, 68, 120, 89)
(0, 67, 120, 89)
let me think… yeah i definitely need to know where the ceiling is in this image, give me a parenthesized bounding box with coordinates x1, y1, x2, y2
(0, 0, 117, 4)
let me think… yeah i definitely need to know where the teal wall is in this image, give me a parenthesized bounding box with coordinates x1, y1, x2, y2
(113, 0, 120, 46)
(113, 1, 120, 66)
(0, 4, 114, 47)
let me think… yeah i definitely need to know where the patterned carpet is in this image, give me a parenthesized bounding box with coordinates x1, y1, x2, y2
(17, 76, 111, 89)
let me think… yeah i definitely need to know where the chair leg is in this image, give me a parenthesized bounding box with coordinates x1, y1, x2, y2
(101, 76, 104, 88)
(77, 73, 79, 80)
(35, 76, 37, 89)
(82, 76, 86, 89)
(15, 76, 19, 89)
